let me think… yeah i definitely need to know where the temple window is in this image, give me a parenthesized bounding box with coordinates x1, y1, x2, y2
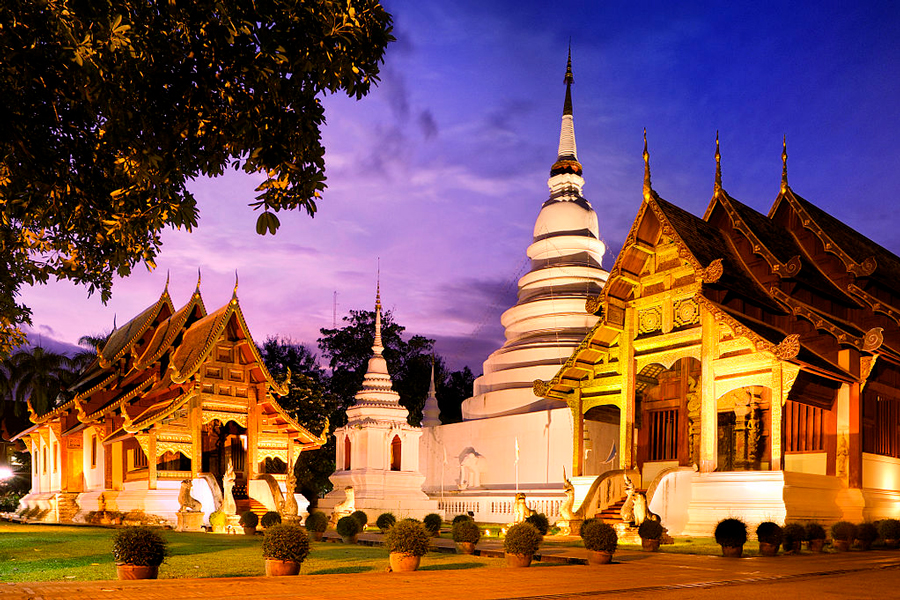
(344, 436, 351, 470)
(133, 448, 148, 469)
(91, 435, 98, 468)
(873, 395, 900, 458)
(43, 447, 47, 474)
(53, 443, 58, 473)
(784, 401, 824, 452)
(647, 409, 678, 461)
(390, 435, 401, 471)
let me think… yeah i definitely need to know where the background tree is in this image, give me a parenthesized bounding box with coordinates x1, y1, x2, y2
(0, 0, 394, 354)
(437, 366, 475, 424)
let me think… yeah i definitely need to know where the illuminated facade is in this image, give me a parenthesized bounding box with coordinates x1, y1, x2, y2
(14, 281, 326, 524)
(535, 137, 900, 533)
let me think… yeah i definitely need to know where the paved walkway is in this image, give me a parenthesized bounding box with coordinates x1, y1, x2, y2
(3, 537, 900, 600)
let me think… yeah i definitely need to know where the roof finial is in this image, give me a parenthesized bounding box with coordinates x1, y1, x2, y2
(373, 263, 383, 353)
(563, 44, 574, 116)
(195, 268, 201, 295)
(781, 135, 789, 192)
(164, 270, 170, 293)
(714, 131, 722, 195)
(642, 128, 653, 200)
(232, 270, 239, 300)
(112, 313, 117, 331)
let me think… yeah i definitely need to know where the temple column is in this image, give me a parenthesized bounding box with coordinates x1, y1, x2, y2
(287, 435, 295, 474)
(571, 389, 584, 477)
(148, 429, 158, 490)
(247, 387, 260, 479)
(190, 394, 202, 478)
(770, 364, 784, 471)
(699, 307, 718, 473)
(619, 306, 636, 470)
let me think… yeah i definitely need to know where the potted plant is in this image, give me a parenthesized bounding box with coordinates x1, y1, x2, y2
(755, 522, 783, 556)
(525, 513, 550, 536)
(351, 510, 368, 531)
(879, 518, 900, 549)
(452, 514, 473, 525)
(714, 518, 747, 558)
(831, 521, 856, 552)
(384, 518, 431, 572)
(261, 511, 282, 529)
(239, 511, 259, 535)
(262, 523, 310, 576)
(504, 522, 542, 567)
(337, 515, 361, 544)
(805, 523, 826, 553)
(423, 513, 443, 537)
(112, 526, 168, 580)
(638, 519, 664, 552)
(781, 523, 804, 554)
(209, 510, 227, 533)
(452, 517, 482, 554)
(856, 522, 878, 551)
(305, 511, 328, 541)
(580, 519, 617, 564)
(376, 512, 397, 533)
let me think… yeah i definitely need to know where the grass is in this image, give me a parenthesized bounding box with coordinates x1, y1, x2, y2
(0, 523, 505, 582)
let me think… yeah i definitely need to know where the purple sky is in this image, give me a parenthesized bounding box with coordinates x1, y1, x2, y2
(19, 1, 900, 373)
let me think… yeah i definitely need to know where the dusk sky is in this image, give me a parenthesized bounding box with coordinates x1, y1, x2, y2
(18, 1, 900, 373)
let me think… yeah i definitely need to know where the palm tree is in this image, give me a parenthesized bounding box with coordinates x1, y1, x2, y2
(70, 332, 110, 372)
(9, 346, 74, 416)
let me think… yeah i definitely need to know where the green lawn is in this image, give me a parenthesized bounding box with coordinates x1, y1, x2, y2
(0, 523, 505, 582)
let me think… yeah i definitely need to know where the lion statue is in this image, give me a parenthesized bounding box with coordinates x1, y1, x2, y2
(513, 493, 537, 524)
(178, 479, 202, 512)
(620, 474, 659, 526)
(330, 486, 355, 525)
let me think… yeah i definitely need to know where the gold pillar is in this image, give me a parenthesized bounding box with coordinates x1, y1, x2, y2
(287, 435, 295, 474)
(148, 429, 158, 490)
(572, 390, 584, 477)
(190, 395, 202, 478)
(619, 307, 636, 470)
(699, 307, 718, 473)
(247, 387, 260, 479)
(770, 364, 784, 471)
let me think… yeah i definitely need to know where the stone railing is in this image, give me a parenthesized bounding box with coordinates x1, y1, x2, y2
(575, 468, 640, 518)
(435, 491, 566, 523)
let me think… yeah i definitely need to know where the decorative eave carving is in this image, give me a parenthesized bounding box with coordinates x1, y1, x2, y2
(585, 295, 603, 316)
(124, 389, 196, 433)
(697, 258, 724, 284)
(645, 201, 706, 274)
(769, 286, 882, 352)
(860, 355, 879, 386)
(718, 197, 802, 279)
(695, 295, 800, 359)
(83, 375, 156, 423)
(846, 283, 900, 326)
(533, 379, 551, 398)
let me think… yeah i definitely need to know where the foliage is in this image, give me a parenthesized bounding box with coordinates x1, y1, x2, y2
(305, 511, 328, 533)
(638, 519, 664, 541)
(580, 520, 617, 553)
(439, 367, 474, 424)
(524, 513, 549, 536)
(376, 512, 396, 531)
(856, 522, 878, 544)
(384, 518, 431, 557)
(351, 510, 368, 529)
(423, 513, 443, 535)
(755, 522, 783, 545)
(336, 515, 361, 537)
(782, 523, 806, 547)
(111, 526, 168, 566)
(805, 522, 826, 541)
(830, 521, 856, 542)
(262, 524, 310, 563)
(879, 518, 900, 540)
(503, 522, 542, 556)
(452, 519, 482, 544)
(714, 518, 747, 547)
(239, 511, 258, 528)
(261, 511, 282, 529)
(208, 511, 227, 528)
(0, 0, 395, 352)
(452, 514, 474, 525)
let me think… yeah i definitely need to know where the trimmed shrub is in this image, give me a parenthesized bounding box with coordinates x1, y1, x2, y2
(755, 521, 783, 545)
(452, 518, 482, 544)
(525, 513, 550, 536)
(262, 523, 310, 563)
(239, 511, 259, 528)
(714, 518, 748, 547)
(337, 515, 361, 537)
(452, 514, 473, 525)
(305, 511, 328, 533)
(112, 526, 169, 567)
(350, 510, 368, 529)
(209, 511, 227, 528)
(783, 523, 806, 547)
(384, 518, 431, 557)
(638, 519, 664, 541)
(376, 512, 397, 532)
(423, 513, 443, 536)
(879, 518, 900, 540)
(504, 522, 542, 556)
(580, 519, 617, 553)
(261, 511, 282, 528)
(805, 522, 826, 541)
(856, 522, 878, 544)
(831, 521, 856, 542)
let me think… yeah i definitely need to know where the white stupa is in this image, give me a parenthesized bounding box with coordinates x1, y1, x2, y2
(461, 50, 609, 420)
(326, 284, 438, 518)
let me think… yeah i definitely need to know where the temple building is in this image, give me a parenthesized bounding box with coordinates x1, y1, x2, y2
(533, 135, 900, 533)
(13, 280, 326, 524)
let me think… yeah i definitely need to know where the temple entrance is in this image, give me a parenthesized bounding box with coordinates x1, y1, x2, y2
(716, 386, 770, 471)
(201, 419, 248, 488)
(637, 358, 701, 472)
(583, 405, 620, 476)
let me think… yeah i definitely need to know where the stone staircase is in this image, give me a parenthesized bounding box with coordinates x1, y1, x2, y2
(235, 497, 268, 518)
(55, 492, 80, 523)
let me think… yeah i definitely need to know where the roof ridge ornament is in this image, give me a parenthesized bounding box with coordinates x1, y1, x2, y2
(195, 268, 202, 296)
(232, 270, 239, 302)
(714, 131, 723, 196)
(781, 135, 789, 193)
(642, 128, 653, 201)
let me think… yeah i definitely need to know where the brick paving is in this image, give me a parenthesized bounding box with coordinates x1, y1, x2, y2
(3, 539, 900, 600)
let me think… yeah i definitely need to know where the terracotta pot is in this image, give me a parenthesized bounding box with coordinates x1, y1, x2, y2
(505, 552, 533, 567)
(758, 542, 779, 556)
(721, 545, 743, 558)
(116, 564, 159, 580)
(389, 553, 421, 572)
(807, 538, 826, 553)
(341, 534, 358, 544)
(784, 540, 802, 554)
(456, 541, 476, 554)
(311, 531, 324, 542)
(265, 559, 301, 576)
(587, 550, 613, 564)
(834, 539, 851, 552)
(243, 526, 256, 536)
(641, 538, 660, 552)
(856, 539, 873, 551)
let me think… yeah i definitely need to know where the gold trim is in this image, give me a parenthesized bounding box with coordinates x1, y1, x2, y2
(697, 258, 724, 283)
(201, 409, 248, 428)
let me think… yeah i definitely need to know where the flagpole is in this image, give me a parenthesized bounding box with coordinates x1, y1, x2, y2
(515, 437, 519, 492)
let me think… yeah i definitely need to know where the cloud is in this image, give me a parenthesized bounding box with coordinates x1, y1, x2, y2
(418, 110, 438, 139)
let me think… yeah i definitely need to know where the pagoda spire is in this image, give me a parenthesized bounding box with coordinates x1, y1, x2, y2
(781, 135, 789, 192)
(352, 275, 400, 407)
(422, 357, 441, 427)
(547, 47, 585, 202)
(642, 128, 653, 200)
(714, 131, 723, 195)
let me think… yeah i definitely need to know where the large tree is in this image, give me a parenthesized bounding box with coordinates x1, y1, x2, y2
(0, 1, 394, 354)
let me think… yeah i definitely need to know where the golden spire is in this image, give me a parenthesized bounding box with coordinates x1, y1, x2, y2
(781, 135, 789, 192)
(373, 259, 383, 352)
(642, 128, 652, 201)
(195, 268, 202, 296)
(164, 270, 170, 294)
(231, 270, 239, 303)
(714, 131, 722, 196)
